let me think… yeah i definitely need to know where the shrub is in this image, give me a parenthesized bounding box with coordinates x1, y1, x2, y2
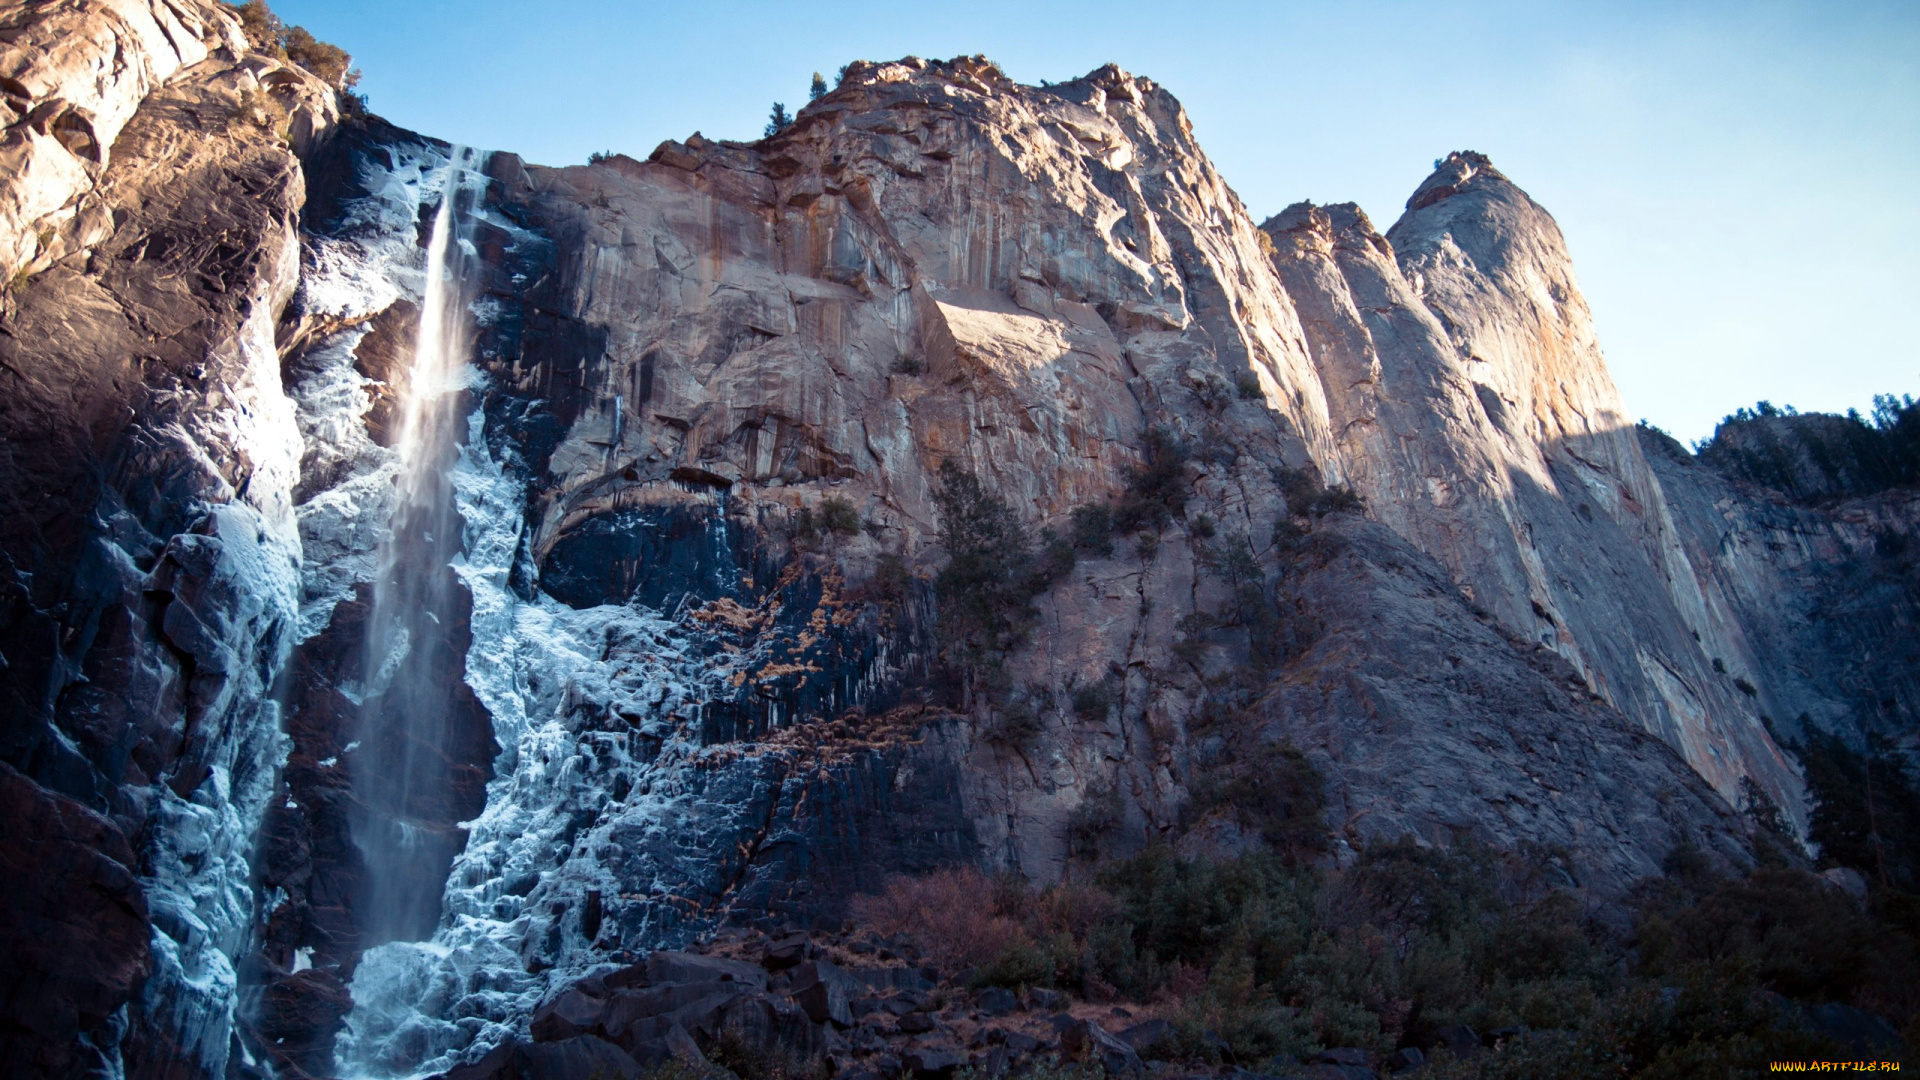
(1069, 678, 1115, 722)
(809, 72, 829, 100)
(985, 698, 1044, 747)
(1183, 742, 1326, 862)
(888, 354, 925, 375)
(1114, 427, 1191, 532)
(1273, 465, 1362, 518)
(818, 495, 861, 536)
(1199, 538, 1279, 660)
(853, 836, 1919, 1075)
(850, 866, 1025, 970)
(282, 25, 352, 86)
(871, 552, 912, 602)
(1068, 503, 1115, 556)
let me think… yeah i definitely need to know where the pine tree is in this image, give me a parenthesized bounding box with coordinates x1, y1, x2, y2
(809, 72, 828, 100)
(764, 102, 792, 139)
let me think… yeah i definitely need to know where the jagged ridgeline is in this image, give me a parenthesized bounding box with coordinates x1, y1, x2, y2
(0, 2, 1914, 1078)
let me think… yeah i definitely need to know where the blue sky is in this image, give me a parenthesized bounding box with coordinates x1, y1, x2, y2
(270, 0, 1919, 443)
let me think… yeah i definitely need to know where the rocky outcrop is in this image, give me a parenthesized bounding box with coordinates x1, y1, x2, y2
(1260, 158, 1801, 825)
(0, 9, 1913, 1076)
(0, 2, 339, 1075)
(1639, 426, 1920, 749)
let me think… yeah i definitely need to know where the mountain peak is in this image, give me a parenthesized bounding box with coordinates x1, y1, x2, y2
(1405, 149, 1511, 213)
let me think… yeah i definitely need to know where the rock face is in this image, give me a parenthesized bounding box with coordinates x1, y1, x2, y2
(0, 2, 337, 1076)
(0, 16, 1915, 1078)
(1261, 160, 1801, 823)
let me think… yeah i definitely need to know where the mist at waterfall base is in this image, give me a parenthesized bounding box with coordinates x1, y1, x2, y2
(351, 146, 494, 950)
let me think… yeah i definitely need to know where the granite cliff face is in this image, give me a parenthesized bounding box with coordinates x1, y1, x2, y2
(0, 13, 1914, 1078)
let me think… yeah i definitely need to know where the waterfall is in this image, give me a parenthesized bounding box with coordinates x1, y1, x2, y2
(353, 145, 493, 947)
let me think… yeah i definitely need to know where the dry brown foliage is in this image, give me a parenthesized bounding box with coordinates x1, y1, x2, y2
(849, 865, 1025, 969)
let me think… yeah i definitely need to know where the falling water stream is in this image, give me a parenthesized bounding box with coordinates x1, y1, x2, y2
(353, 145, 493, 947)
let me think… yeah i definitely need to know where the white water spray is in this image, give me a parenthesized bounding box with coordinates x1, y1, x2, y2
(352, 144, 494, 949)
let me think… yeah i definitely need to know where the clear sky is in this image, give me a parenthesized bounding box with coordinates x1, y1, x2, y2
(269, 0, 1919, 444)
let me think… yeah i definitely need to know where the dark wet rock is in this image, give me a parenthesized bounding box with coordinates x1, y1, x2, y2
(974, 986, 1018, 1017)
(538, 504, 749, 611)
(251, 968, 354, 1076)
(1312, 1048, 1371, 1067)
(441, 1035, 642, 1080)
(529, 987, 607, 1042)
(0, 762, 150, 1079)
(1387, 1046, 1426, 1072)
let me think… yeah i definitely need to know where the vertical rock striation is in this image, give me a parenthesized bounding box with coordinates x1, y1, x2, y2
(1260, 153, 1804, 824)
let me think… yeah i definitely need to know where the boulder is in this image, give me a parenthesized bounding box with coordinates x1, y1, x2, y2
(603, 984, 746, 1053)
(1429, 1026, 1481, 1059)
(762, 932, 813, 970)
(714, 991, 832, 1059)
(1298, 1067, 1373, 1080)
(1117, 1018, 1172, 1054)
(529, 988, 606, 1042)
(1060, 1019, 1144, 1075)
(519, 1036, 644, 1080)
(896, 1012, 937, 1034)
(1387, 1046, 1426, 1073)
(605, 981, 741, 1029)
(1026, 988, 1067, 1011)
(1001, 1031, 1041, 1053)
(855, 965, 938, 992)
(787, 958, 864, 1027)
(973, 986, 1018, 1016)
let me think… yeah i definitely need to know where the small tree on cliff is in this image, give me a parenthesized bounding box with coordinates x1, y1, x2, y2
(764, 102, 793, 138)
(810, 72, 829, 100)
